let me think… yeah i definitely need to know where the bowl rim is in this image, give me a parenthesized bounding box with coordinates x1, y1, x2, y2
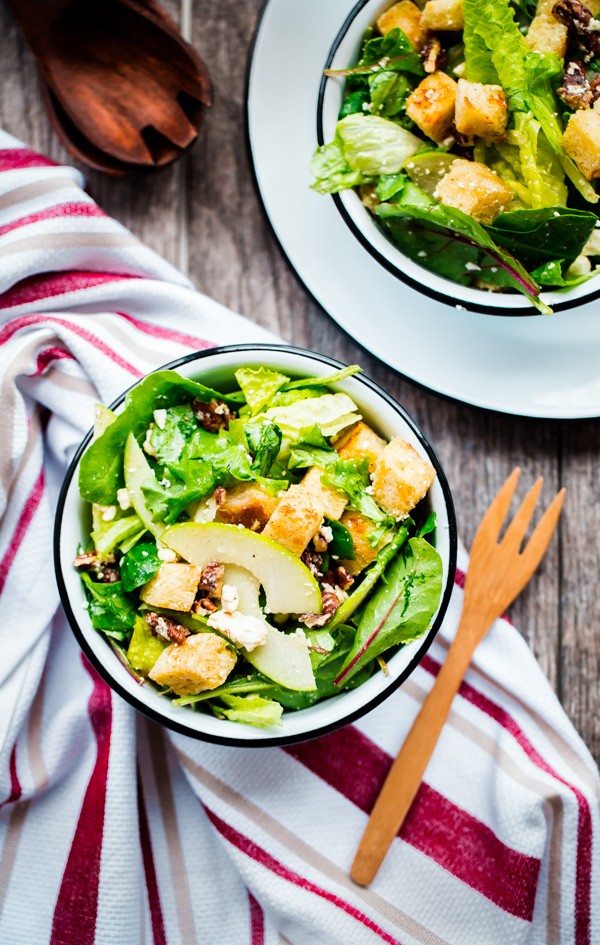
(316, 0, 600, 318)
(54, 342, 458, 747)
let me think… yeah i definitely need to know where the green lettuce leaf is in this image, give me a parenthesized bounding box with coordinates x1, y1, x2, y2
(149, 404, 198, 465)
(234, 367, 289, 414)
(485, 207, 598, 267)
(310, 137, 366, 194)
(81, 573, 137, 639)
(79, 370, 236, 505)
(282, 364, 361, 391)
(327, 27, 424, 80)
(263, 392, 361, 439)
(335, 114, 423, 176)
(530, 259, 595, 288)
(127, 615, 169, 675)
(215, 694, 283, 728)
(335, 537, 443, 685)
(91, 511, 145, 557)
(323, 459, 391, 525)
(327, 518, 356, 559)
(245, 421, 283, 477)
(120, 542, 161, 592)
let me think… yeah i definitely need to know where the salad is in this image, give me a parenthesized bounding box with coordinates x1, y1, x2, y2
(73, 362, 443, 729)
(311, 0, 600, 313)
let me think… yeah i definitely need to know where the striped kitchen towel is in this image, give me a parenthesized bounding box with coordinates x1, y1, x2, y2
(0, 131, 598, 945)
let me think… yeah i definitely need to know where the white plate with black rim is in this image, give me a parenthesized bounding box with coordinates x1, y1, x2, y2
(246, 0, 600, 419)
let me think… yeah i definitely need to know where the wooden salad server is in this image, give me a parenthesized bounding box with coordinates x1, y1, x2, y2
(351, 468, 566, 887)
(6, 0, 212, 173)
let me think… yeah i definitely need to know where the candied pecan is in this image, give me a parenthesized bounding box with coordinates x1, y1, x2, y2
(558, 59, 595, 108)
(552, 0, 600, 60)
(420, 36, 446, 74)
(192, 597, 217, 614)
(214, 486, 227, 506)
(299, 591, 340, 628)
(94, 566, 121, 584)
(145, 612, 190, 645)
(591, 74, 600, 102)
(301, 549, 324, 578)
(312, 531, 329, 553)
(198, 561, 225, 599)
(192, 398, 235, 432)
(334, 565, 354, 591)
(73, 551, 120, 583)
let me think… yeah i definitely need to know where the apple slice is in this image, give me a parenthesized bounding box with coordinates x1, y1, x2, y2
(123, 432, 165, 539)
(162, 522, 322, 616)
(223, 565, 316, 691)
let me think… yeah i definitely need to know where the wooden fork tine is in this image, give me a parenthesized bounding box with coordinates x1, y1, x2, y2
(470, 467, 521, 553)
(516, 488, 566, 588)
(502, 476, 544, 550)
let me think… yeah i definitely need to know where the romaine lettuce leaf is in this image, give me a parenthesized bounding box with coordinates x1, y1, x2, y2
(91, 511, 146, 557)
(323, 459, 391, 525)
(310, 137, 366, 194)
(216, 694, 283, 728)
(336, 114, 423, 176)
(262, 392, 361, 439)
(234, 366, 289, 414)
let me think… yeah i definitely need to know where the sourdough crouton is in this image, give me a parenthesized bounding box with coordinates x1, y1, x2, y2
(406, 72, 458, 142)
(421, 0, 464, 31)
(262, 466, 347, 555)
(334, 421, 386, 474)
(377, 1, 427, 49)
(371, 438, 435, 519)
(140, 563, 203, 612)
(525, 10, 568, 59)
(563, 110, 600, 181)
(301, 467, 348, 520)
(435, 159, 513, 224)
(455, 80, 508, 141)
(338, 511, 393, 576)
(149, 632, 236, 696)
(215, 482, 280, 531)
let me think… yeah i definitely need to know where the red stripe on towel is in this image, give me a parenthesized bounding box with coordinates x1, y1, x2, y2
(205, 807, 405, 945)
(0, 745, 23, 809)
(0, 469, 45, 596)
(0, 314, 141, 376)
(286, 727, 539, 921)
(248, 891, 264, 945)
(0, 149, 58, 171)
(117, 311, 213, 351)
(50, 661, 112, 945)
(34, 346, 75, 376)
(137, 769, 167, 945)
(0, 270, 138, 309)
(0, 203, 105, 239)
(420, 652, 592, 945)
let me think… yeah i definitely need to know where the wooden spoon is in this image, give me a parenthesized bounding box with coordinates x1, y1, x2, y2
(351, 468, 566, 887)
(7, 0, 212, 172)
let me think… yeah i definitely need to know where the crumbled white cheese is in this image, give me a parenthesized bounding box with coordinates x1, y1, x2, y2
(417, 250, 427, 258)
(213, 402, 227, 415)
(221, 584, 240, 613)
(320, 525, 334, 544)
(465, 262, 481, 272)
(116, 488, 131, 511)
(100, 506, 117, 522)
(365, 485, 374, 495)
(159, 478, 170, 488)
(143, 424, 157, 457)
(157, 548, 177, 562)
(207, 610, 268, 651)
(153, 409, 167, 429)
(292, 628, 309, 646)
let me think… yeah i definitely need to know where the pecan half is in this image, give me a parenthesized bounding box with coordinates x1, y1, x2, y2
(214, 485, 227, 506)
(145, 612, 190, 645)
(312, 531, 329, 553)
(553, 0, 600, 60)
(301, 549, 324, 578)
(198, 560, 225, 599)
(558, 59, 595, 108)
(192, 597, 218, 614)
(192, 398, 235, 432)
(420, 35, 446, 74)
(73, 551, 120, 583)
(299, 591, 340, 628)
(334, 565, 354, 591)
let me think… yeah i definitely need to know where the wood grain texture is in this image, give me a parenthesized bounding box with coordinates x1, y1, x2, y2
(0, 0, 597, 763)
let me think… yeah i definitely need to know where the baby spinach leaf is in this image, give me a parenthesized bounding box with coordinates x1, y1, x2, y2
(246, 421, 282, 477)
(530, 259, 594, 288)
(81, 573, 137, 638)
(485, 208, 599, 267)
(335, 537, 443, 685)
(120, 542, 161, 592)
(327, 518, 356, 560)
(149, 404, 198, 465)
(339, 88, 371, 119)
(282, 364, 361, 391)
(79, 371, 236, 506)
(416, 511, 437, 538)
(327, 28, 424, 79)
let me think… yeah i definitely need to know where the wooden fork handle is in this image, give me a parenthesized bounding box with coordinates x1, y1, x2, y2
(351, 633, 479, 887)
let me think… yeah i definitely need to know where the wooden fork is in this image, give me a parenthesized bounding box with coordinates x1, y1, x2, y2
(351, 467, 566, 887)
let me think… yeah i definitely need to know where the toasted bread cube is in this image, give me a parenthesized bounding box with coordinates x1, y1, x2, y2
(377, 1, 427, 49)
(371, 438, 435, 519)
(334, 421, 386, 474)
(421, 0, 464, 31)
(262, 467, 347, 556)
(140, 563, 203, 612)
(215, 482, 280, 531)
(338, 511, 393, 575)
(525, 12, 568, 58)
(406, 72, 458, 142)
(301, 467, 348, 520)
(435, 159, 513, 224)
(149, 632, 236, 696)
(455, 80, 508, 142)
(563, 110, 600, 181)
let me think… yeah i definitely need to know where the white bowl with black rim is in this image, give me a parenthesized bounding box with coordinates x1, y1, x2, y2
(54, 343, 457, 746)
(318, 0, 600, 317)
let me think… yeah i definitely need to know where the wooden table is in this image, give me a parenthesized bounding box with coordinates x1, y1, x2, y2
(1, 0, 598, 765)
